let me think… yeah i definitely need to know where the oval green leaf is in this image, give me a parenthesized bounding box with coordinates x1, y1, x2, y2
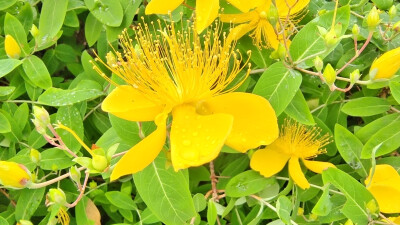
(0, 59, 21, 78)
(105, 191, 137, 210)
(85, 0, 123, 27)
(341, 97, 390, 117)
(22, 55, 52, 89)
(225, 170, 275, 198)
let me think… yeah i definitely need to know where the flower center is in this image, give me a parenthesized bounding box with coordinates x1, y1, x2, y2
(259, 11, 268, 19)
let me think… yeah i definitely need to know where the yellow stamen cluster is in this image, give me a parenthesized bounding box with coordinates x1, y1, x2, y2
(93, 19, 250, 108)
(57, 207, 70, 225)
(277, 120, 331, 159)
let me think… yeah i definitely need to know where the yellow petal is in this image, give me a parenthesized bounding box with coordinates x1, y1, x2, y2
(0, 161, 31, 189)
(145, 0, 184, 14)
(365, 164, 400, 187)
(102, 85, 164, 121)
(196, 0, 219, 33)
(370, 47, 400, 80)
(110, 113, 167, 181)
(302, 159, 336, 174)
(199, 92, 279, 152)
(170, 104, 233, 170)
(250, 148, 290, 177)
(367, 185, 400, 213)
(219, 11, 258, 23)
(5, 35, 21, 59)
(227, 0, 265, 12)
(275, 0, 310, 16)
(289, 157, 310, 189)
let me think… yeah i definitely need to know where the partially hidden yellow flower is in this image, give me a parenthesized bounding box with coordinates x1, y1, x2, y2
(365, 164, 400, 214)
(0, 161, 31, 189)
(220, 0, 309, 49)
(370, 46, 400, 80)
(145, 0, 251, 33)
(5, 34, 21, 59)
(250, 120, 335, 189)
(220, 0, 310, 49)
(94, 22, 279, 181)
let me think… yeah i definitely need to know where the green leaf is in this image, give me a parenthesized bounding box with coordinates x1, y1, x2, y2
(22, 55, 52, 89)
(355, 113, 400, 143)
(15, 187, 45, 220)
(276, 196, 292, 225)
(0, 216, 8, 225)
(0, 111, 11, 133)
(134, 154, 197, 225)
(106, 0, 141, 41)
(225, 170, 275, 198)
(0, 59, 21, 78)
(237, 36, 272, 68)
(85, 13, 103, 47)
(285, 90, 315, 125)
(56, 105, 84, 153)
(207, 200, 217, 225)
(193, 193, 207, 212)
(105, 191, 137, 210)
(311, 186, 332, 216)
(39, 148, 75, 170)
(341, 97, 390, 117)
(75, 196, 96, 225)
(322, 167, 376, 225)
(109, 115, 142, 145)
(389, 81, 400, 104)
(361, 120, 400, 158)
(85, 0, 123, 27)
(253, 62, 302, 116)
(290, 5, 350, 68)
(4, 13, 29, 55)
(38, 87, 103, 106)
(0, 0, 16, 10)
(37, 0, 68, 47)
(55, 44, 77, 63)
(334, 124, 370, 177)
(0, 86, 15, 96)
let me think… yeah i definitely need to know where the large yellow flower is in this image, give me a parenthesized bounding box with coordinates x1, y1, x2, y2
(145, 0, 250, 33)
(250, 120, 335, 189)
(365, 164, 400, 213)
(370, 46, 400, 80)
(94, 22, 279, 181)
(220, 0, 310, 49)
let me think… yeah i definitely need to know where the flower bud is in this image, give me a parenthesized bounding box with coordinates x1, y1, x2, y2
(309, 213, 318, 221)
(89, 180, 97, 189)
(350, 69, 361, 84)
(370, 46, 400, 80)
(322, 63, 336, 87)
(0, 161, 31, 189)
(32, 106, 50, 127)
(31, 118, 47, 135)
(313, 56, 323, 72)
(367, 7, 380, 31)
(47, 188, 67, 206)
(5, 35, 21, 59)
(393, 21, 400, 32)
(389, 5, 397, 19)
(30, 148, 41, 164)
(17, 220, 34, 225)
(352, 24, 360, 37)
(297, 207, 304, 216)
(92, 154, 108, 172)
(30, 24, 39, 38)
(324, 29, 338, 48)
(69, 166, 81, 184)
(267, 4, 279, 26)
(366, 199, 379, 215)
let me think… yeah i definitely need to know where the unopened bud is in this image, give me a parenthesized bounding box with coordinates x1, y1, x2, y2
(0, 161, 31, 189)
(344, 219, 354, 225)
(324, 29, 338, 48)
(309, 213, 318, 221)
(32, 106, 50, 127)
(5, 35, 21, 59)
(30, 24, 39, 38)
(389, 5, 397, 19)
(89, 180, 97, 189)
(323, 63, 336, 87)
(318, 9, 327, 16)
(313, 56, 323, 72)
(31, 118, 47, 135)
(350, 69, 361, 84)
(30, 148, 41, 164)
(334, 23, 342, 36)
(69, 166, 81, 184)
(370, 46, 400, 80)
(47, 188, 67, 206)
(297, 207, 304, 216)
(352, 24, 360, 37)
(17, 220, 34, 225)
(367, 7, 380, 31)
(366, 199, 379, 215)
(92, 154, 108, 172)
(317, 26, 327, 36)
(393, 21, 400, 32)
(267, 4, 279, 26)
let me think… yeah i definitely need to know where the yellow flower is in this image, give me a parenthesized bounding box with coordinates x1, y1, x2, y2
(250, 120, 335, 189)
(220, 0, 310, 49)
(93, 22, 279, 181)
(0, 161, 31, 189)
(370, 47, 400, 80)
(365, 164, 400, 213)
(145, 0, 251, 33)
(5, 34, 21, 59)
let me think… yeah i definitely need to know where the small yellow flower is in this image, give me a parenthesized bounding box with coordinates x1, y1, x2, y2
(220, 0, 310, 49)
(250, 120, 335, 189)
(365, 164, 400, 214)
(94, 22, 279, 181)
(0, 161, 31, 189)
(145, 0, 247, 33)
(370, 47, 400, 80)
(5, 34, 21, 59)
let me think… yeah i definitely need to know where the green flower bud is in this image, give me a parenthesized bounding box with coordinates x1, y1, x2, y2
(69, 166, 81, 184)
(352, 24, 360, 37)
(17, 220, 34, 225)
(31, 118, 47, 135)
(366, 199, 379, 215)
(32, 106, 50, 127)
(30, 24, 39, 38)
(267, 4, 279, 26)
(92, 154, 108, 172)
(89, 180, 98, 189)
(317, 26, 327, 36)
(313, 56, 323, 72)
(389, 5, 397, 19)
(324, 29, 338, 48)
(47, 188, 67, 206)
(322, 63, 336, 87)
(367, 7, 380, 31)
(30, 148, 41, 164)
(350, 69, 361, 84)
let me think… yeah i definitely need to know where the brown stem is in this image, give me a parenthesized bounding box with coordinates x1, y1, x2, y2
(47, 124, 78, 158)
(66, 171, 90, 208)
(0, 188, 16, 206)
(209, 161, 219, 201)
(30, 167, 85, 189)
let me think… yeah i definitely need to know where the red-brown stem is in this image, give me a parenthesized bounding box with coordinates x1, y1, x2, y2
(30, 167, 85, 189)
(66, 171, 89, 208)
(47, 124, 78, 158)
(209, 161, 219, 201)
(0, 188, 16, 206)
